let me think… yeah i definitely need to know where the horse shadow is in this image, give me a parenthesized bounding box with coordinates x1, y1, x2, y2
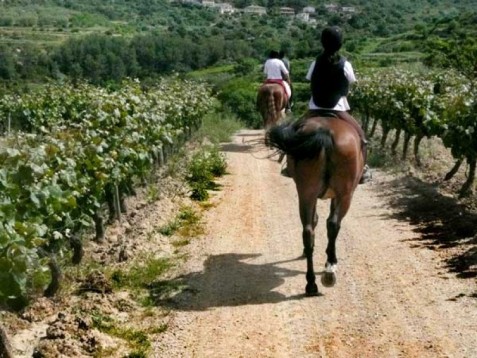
(147, 253, 311, 311)
(220, 142, 255, 153)
(375, 175, 477, 284)
(221, 137, 269, 155)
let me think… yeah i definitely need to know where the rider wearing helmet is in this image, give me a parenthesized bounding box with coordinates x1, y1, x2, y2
(263, 50, 292, 110)
(304, 26, 370, 183)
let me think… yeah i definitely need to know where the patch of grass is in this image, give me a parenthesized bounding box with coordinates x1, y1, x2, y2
(368, 145, 389, 168)
(143, 279, 190, 306)
(186, 147, 227, 201)
(162, 147, 187, 178)
(111, 257, 173, 290)
(196, 109, 243, 144)
(148, 323, 168, 334)
(158, 205, 203, 238)
(91, 311, 150, 356)
(158, 219, 181, 236)
(199, 201, 216, 209)
(93, 346, 117, 358)
(171, 238, 190, 248)
(145, 184, 160, 203)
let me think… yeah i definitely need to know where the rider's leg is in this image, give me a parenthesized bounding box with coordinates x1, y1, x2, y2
(337, 111, 371, 183)
(286, 84, 294, 112)
(281, 155, 295, 178)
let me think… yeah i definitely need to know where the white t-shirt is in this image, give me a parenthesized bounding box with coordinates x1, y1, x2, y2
(263, 58, 289, 80)
(305, 60, 356, 111)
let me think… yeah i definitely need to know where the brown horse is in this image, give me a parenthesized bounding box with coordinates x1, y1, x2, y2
(266, 115, 364, 296)
(257, 83, 287, 129)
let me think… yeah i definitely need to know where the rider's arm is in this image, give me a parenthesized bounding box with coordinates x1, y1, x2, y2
(344, 61, 356, 84)
(279, 60, 290, 83)
(305, 61, 316, 81)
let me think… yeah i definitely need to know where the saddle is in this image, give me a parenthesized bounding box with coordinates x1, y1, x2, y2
(306, 109, 339, 118)
(264, 79, 288, 102)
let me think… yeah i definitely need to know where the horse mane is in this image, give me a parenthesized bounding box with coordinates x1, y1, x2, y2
(265, 120, 334, 161)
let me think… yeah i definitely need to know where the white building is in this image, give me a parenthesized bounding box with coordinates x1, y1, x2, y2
(216, 3, 236, 14)
(280, 7, 295, 16)
(296, 12, 310, 22)
(243, 5, 267, 15)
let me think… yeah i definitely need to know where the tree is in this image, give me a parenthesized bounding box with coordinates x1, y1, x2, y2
(0, 45, 16, 79)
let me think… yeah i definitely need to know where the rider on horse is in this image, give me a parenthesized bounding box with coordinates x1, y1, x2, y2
(263, 50, 292, 111)
(282, 26, 370, 183)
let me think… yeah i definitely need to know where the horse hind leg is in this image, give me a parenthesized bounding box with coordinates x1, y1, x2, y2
(321, 196, 352, 288)
(299, 195, 319, 296)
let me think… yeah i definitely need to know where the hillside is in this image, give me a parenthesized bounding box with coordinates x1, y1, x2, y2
(0, 0, 476, 83)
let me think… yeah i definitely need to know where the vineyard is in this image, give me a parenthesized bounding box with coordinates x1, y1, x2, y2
(0, 78, 214, 310)
(350, 68, 477, 197)
(0, 67, 476, 356)
(1, 68, 477, 310)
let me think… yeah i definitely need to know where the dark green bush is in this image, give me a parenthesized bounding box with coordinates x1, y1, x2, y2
(216, 77, 261, 128)
(186, 147, 227, 201)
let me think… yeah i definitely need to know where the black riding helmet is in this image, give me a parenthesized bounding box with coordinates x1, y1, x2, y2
(269, 50, 280, 59)
(321, 26, 343, 53)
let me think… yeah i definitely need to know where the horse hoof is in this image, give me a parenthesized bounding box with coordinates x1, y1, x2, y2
(305, 283, 319, 296)
(321, 272, 336, 287)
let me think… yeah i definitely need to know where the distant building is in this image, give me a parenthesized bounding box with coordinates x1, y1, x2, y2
(216, 3, 236, 14)
(243, 5, 267, 15)
(296, 12, 310, 22)
(279, 7, 295, 16)
(324, 4, 338, 12)
(341, 6, 356, 13)
(200, 0, 215, 7)
(303, 6, 316, 14)
(340, 6, 357, 19)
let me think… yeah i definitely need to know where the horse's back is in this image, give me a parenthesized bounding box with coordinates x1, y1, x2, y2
(258, 83, 285, 128)
(301, 116, 363, 194)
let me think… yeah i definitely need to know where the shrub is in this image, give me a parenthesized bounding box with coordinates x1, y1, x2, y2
(186, 147, 227, 201)
(216, 77, 261, 128)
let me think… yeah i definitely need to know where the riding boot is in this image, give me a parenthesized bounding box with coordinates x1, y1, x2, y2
(359, 139, 372, 184)
(285, 95, 292, 114)
(280, 155, 293, 178)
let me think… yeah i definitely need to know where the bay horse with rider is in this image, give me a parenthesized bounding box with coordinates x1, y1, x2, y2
(266, 27, 370, 295)
(257, 50, 292, 128)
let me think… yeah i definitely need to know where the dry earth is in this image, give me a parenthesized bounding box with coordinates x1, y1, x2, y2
(155, 129, 477, 358)
(3, 129, 477, 358)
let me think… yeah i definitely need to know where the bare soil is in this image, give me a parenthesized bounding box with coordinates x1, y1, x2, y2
(3, 129, 477, 358)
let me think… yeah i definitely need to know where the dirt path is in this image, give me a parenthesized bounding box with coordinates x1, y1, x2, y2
(156, 129, 477, 358)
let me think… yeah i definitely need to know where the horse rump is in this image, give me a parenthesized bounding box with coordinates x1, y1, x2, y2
(265, 120, 334, 160)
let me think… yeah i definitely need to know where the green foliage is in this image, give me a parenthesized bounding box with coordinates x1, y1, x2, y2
(186, 147, 227, 201)
(0, 77, 214, 308)
(234, 58, 259, 76)
(158, 206, 202, 238)
(216, 77, 261, 128)
(351, 67, 477, 182)
(92, 310, 151, 356)
(111, 257, 173, 290)
(195, 109, 243, 144)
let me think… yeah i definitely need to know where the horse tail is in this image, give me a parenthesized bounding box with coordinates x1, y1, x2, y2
(266, 122, 334, 161)
(266, 122, 334, 197)
(266, 87, 276, 126)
